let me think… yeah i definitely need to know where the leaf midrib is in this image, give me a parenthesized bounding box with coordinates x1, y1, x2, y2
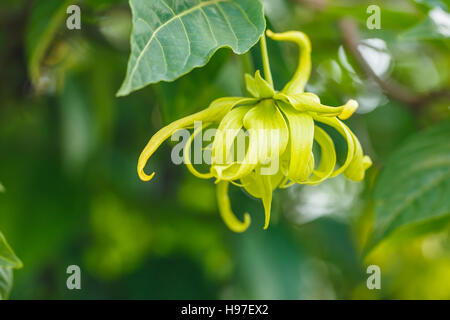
(127, 0, 227, 89)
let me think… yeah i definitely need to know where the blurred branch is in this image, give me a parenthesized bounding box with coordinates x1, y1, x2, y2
(338, 18, 450, 110)
(290, 0, 326, 10)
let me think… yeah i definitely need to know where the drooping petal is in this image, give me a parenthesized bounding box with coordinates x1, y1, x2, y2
(303, 126, 336, 185)
(212, 106, 252, 167)
(216, 181, 251, 233)
(211, 106, 253, 181)
(278, 102, 315, 182)
(215, 100, 288, 181)
(266, 30, 311, 95)
(184, 124, 214, 179)
(312, 115, 355, 177)
(261, 174, 273, 229)
(239, 171, 276, 229)
(343, 129, 373, 181)
(240, 170, 284, 198)
(138, 97, 255, 181)
(241, 100, 289, 175)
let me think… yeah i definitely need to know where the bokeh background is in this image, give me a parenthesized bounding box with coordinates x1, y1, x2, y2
(1, 0, 449, 299)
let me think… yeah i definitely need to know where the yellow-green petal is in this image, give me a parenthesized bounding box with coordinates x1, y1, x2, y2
(278, 102, 315, 182)
(303, 126, 336, 185)
(212, 106, 252, 167)
(138, 97, 255, 181)
(343, 130, 372, 181)
(261, 174, 272, 229)
(338, 99, 358, 120)
(241, 100, 289, 175)
(184, 124, 214, 179)
(266, 30, 311, 95)
(312, 115, 355, 177)
(245, 70, 275, 98)
(216, 181, 251, 233)
(240, 170, 284, 198)
(275, 92, 359, 119)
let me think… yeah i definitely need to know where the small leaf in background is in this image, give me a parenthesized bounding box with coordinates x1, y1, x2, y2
(117, 0, 265, 96)
(367, 121, 450, 251)
(98, 8, 132, 50)
(400, 7, 450, 40)
(413, 0, 449, 11)
(60, 74, 94, 174)
(25, 0, 73, 88)
(0, 232, 22, 300)
(0, 182, 4, 193)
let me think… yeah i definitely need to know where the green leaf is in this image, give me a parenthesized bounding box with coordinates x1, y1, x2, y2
(368, 121, 450, 251)
(117, 0, 265, 96)
(413, 0, 449, 11)
(400, 7, 450, 40)
(0, 232, 22, 300)
(25, 0, 73, 86)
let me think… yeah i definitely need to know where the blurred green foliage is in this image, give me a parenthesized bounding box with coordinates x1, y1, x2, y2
(0, 0, 449, 299)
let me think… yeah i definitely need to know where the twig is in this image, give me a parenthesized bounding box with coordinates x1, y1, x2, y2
(338, 18, 450, 109)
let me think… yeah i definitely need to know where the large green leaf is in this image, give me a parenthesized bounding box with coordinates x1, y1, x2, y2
(0, 232, 22, 300)
(368, 121, 450, 251)
(117, 0, 265, 96)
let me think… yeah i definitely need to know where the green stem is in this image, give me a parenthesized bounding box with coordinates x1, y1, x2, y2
(260, 34, 273, 87)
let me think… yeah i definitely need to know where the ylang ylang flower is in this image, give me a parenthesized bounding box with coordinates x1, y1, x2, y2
(137, 30, 372, 232)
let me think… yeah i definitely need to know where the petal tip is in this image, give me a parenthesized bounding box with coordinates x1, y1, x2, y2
(139, 171, 155, 182)
(363, 155, 373, 170)
(338, 99, 359, 120)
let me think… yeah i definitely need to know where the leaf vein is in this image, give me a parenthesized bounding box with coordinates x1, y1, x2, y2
(160, 0, 191, 69)
(200, 7, 218, 47)
(127, 0, 226, 88)
(229, 1, 258, 33)
(214, 2, 239, 48)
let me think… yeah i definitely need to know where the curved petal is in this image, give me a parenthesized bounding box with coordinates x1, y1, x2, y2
(138, 97, 255, 181)
(211, 106, 251, 167)
(216, 181, 251, 233)
(215, 100, 288, 181)
(338, 100, 359, 120)
(241, 100, 289, 175)
(211, 106, 253, 181)
(343, 130, 373, 181)
(184, 124, 214, 179)
(278, 102, 315, 182)
(266, 30, 311, 95)
(275, 92, 359, 119)
(312, 115, 355, 177)
(303, 126, 336, 185)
